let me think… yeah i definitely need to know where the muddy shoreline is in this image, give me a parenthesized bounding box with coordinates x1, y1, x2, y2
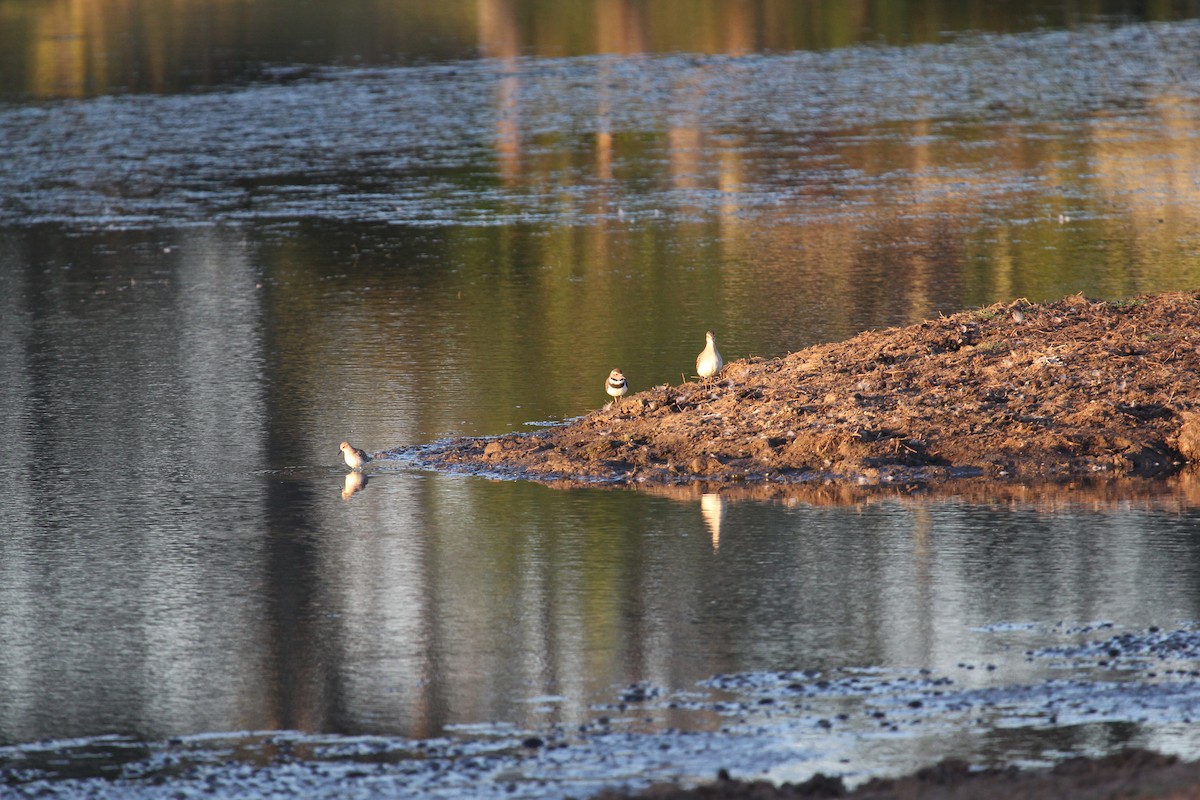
(12, 618, 1200, 799)
(602, 749, 1200, 799)
(407, 292, 1200, 494)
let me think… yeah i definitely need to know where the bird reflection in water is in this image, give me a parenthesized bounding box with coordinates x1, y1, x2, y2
(700, 492, 726, 552)
(341, 470, 368, 500)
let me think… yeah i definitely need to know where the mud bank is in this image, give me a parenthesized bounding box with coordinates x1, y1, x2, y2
(602, 749, 1200, 799)
(409, 292, 1200, 492)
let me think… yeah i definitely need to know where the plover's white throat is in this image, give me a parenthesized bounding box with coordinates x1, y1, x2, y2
(696, 330, 723, 380)
(606, 368, 628, 402)
(340, 441, 372, 470)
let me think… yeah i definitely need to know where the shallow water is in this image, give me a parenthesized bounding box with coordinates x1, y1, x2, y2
(5, 1, 1200, 795)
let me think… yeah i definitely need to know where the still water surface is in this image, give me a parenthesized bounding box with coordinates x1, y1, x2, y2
(4, 0, 1200, 790)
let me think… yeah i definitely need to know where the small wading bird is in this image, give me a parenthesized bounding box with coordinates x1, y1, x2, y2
(606, 368, 628, 404)
(696, 330, 723, 381)
(339, 441, 372, 470)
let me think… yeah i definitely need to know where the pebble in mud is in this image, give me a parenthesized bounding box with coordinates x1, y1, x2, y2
(1035, 625, 1200, 665)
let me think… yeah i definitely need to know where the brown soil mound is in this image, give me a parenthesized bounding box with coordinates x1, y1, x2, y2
(415, 292, 1200, 490)
(594, 749, 1200, 800)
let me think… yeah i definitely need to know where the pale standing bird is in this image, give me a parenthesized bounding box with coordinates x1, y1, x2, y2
(340, 441, 372, 470)
(606, 368, 628, 403)
(696, 330, 723, 380)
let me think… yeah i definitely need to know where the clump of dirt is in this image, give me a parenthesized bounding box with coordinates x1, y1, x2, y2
(596, 750, 1200, 799)
(414, 292, 1200, 490)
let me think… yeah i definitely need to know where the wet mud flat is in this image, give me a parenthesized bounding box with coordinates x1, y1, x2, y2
(410, 292, 1200, 495)
(9, 625, 1200, 799)
(603, 749, 1200, 799)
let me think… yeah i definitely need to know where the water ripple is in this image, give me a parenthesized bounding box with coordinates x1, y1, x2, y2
(1, 20, 1197, 229)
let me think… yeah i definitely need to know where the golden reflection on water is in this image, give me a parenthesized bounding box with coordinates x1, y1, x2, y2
(7, 2, 1200, 345)
(6, 0, 1196, 99)
(477, 104, 1200, 342)
(641, 467, 1200, 512)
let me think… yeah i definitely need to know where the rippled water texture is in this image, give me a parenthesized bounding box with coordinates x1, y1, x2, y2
(4, 22, 1200, 233)
(4, 2, 1200, 797)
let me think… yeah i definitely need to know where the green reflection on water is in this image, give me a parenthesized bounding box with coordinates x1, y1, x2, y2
(248, 202, 1200, 455)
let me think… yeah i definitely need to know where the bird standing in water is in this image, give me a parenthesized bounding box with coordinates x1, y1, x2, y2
(606, 368, 628, 404)
(696, 330, 723, 381)
(339, 441, 372, 470)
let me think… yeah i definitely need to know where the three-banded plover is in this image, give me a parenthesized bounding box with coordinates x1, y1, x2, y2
(605, 368, 628, 403)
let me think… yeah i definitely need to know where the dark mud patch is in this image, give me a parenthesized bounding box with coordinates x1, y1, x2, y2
(601, 749, 1200, 800)
(601, 625, 1200, 799)
(406, 292, 1200, 494)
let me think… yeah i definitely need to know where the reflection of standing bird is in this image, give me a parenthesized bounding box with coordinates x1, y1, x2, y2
(696, 330, 723, 380)
(606, 369, 628, 403)
(701, 492, 726, 552)
(340, 441, 372, 470)
(341, 471, 368, 500)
